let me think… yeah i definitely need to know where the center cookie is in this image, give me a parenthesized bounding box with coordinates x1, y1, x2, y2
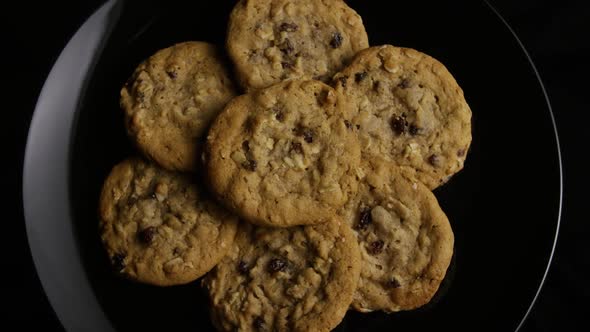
(121, 41, 236, 172)
(333, 45, 472, 189)
(226, 0, 369, 90)
(206, 80, 361, 227)
(338, 159, 454, 312)
(99, 158, 238, 286)
(203, 220, 361, 332)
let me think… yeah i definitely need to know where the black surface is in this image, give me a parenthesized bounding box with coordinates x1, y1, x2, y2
(5, 0, 588, 330)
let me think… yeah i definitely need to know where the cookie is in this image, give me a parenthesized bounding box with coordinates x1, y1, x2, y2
(121, 41, 236, 172)
(99, 158, 238, 286)
(338, 159, 454, 312)
(226, 0, 369, 90)
(333, 45, 472, 189)
(203, 219, 361, 332)
(205, 79, 361, 227)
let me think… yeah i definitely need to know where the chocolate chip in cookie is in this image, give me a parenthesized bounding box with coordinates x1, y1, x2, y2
(294, 126, 314, 143)
(242, 159, 257, 172)
(330, 32, 343, 48)
(138, 227, 156, 244)
(428, 154, 440, 167)
(279, 22, 298, 32)
(291, 142, 303, 154)
(409, 124, 421, 136)
(355, 71, 367, 83)
(369, 240, 385, 255)
(391, 116, 407, 135)
(387, 277, 401, 288)
(242, 140, 250, 152)
(279, 38, 295, 55)
(357, 207, 372, 230)
(398, 78, 410, 89)
(253, 316, 265, 329)
(337, 75, 349, 87)
(112, 253, 126, 271)
(268, 258, 288, 273)
(238, 261, 249, 274)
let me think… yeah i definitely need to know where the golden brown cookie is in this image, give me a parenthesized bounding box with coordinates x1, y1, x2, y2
(205, 79, 361, 227)
(99, 158, 238, 286)
(121, 41, 236, 171)
(203, 219, 361, 332)
(227, 0, 369, 90)
(338, 159, 454, 312)
(333, 45, 472, 189)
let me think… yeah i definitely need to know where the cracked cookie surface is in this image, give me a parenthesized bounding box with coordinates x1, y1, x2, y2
(227, 0, 369, 90)
(333, 45, 472, 189)
(203, 219, 360, 332)
(205, 79, 361, 227)
(121, 41, 236, 171)
(99, 158, 238, 286)
(338, 159, 454, 312)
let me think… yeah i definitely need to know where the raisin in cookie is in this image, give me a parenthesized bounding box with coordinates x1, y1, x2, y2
(227, 0, 369, 90)
(333, 45, 472, 189)
(338, 159, 454, 312)
(205, 79, 361, 227)
(99, 158, 238, 286)
(121, 41, 236, 172)
(203, 219, 360, 332)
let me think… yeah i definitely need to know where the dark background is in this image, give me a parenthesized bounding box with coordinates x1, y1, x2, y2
(3, 0, 588, 330)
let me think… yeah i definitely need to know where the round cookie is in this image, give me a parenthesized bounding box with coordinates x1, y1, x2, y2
(203, 219, 361, 332)
(121, 41, 236, 172)
(333, 45, 472, 189)
(99, 158, 238, 286)
(226, 0, 369, 90)
(338, 159, 454, 312)
(205, 79, 361, 227)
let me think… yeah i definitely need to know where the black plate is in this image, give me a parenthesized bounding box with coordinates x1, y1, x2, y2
(69, 0, 561, 331)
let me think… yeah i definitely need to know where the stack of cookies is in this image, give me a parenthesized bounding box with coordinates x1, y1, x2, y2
(98, 0, 472, 331)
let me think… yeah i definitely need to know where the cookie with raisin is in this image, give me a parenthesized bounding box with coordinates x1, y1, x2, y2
(226, 0, 369, 90)
(203, 219, 360, 332)
(121, 42, 236, 171)
(333, 45, 472, 189)
(205, 79, 361, 227)
(338, 159, 454, 312)
(99, 157, 238, 286)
